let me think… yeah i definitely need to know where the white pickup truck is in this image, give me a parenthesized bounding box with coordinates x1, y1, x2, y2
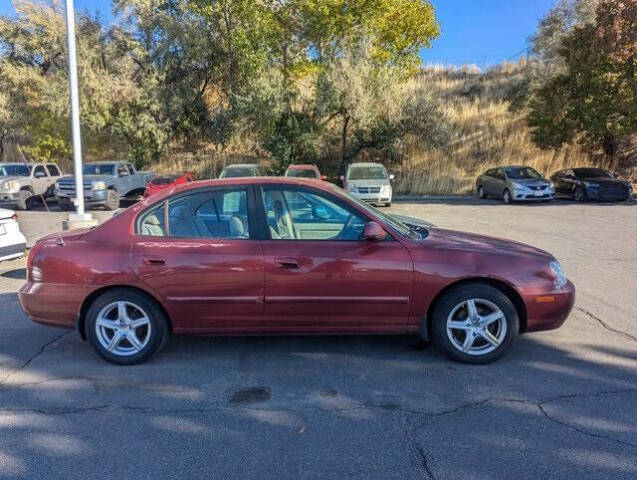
(0, 162, 64, 210)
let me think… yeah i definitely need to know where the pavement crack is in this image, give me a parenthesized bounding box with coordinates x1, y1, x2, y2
(415, 445, 436, 480)
(0, 330, 72, 386)
(576, 306, 637, 342)
(536, 403, 637, 449)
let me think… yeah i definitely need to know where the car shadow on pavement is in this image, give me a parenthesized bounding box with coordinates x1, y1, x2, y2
(0, 316, 635, 478)
(1, 268, 26, 280)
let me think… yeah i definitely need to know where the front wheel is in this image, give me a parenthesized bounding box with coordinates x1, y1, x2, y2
(104, 189, 120, 210)
(85, 288, 169, 365)
(502, 189, 512, 204)
(16, 189, 35, 210)
(573, 187, 587, 202)
(430, 284, 519, 364)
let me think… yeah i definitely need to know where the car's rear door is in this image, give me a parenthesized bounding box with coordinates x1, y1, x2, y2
(257, 184, 413, 332)
(131, 185, 264, 333)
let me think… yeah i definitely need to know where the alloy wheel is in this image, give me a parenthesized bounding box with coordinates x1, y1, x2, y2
(95, 301, 152, 356)
(445, 298, 507, 356)
(503, 190, 511, 203)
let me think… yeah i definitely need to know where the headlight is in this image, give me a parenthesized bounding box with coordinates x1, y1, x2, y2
(583, 181, 599, 188)
(7, 181, 20, 192)
(549, 260, 567, 288)
(512, 182, 526, 190)
(92, 181, 107, 190)
(548, 182, 555, 189)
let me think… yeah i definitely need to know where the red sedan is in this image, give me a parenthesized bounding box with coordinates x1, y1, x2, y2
(144, 173, 194, 197)
(19, 178, 574, 365)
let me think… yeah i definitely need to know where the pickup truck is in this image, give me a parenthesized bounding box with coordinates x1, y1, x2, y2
(55, 161, 153, 210)
(0, 162, 64, 210)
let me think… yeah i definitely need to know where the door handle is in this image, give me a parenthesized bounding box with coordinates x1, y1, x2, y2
(142, 257, 165, 266)
(275, 257, 299, 269)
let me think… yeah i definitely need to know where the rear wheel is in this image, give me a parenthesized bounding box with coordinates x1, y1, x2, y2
(502, 189, 512, 204)
(477, 185, 486, 199)
(85, 288, 169, 365)
(430, 284, 519, 364)
(104, 189, 120, 210)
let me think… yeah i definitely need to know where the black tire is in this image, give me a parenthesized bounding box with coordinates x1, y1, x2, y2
(384, 202, 391, 207)
(85, 288, 169, 365)
(477, 185, 486, 199)
(430, 284, 519, 364)
(104, 189, 120, 210)
(16, 189, 36, 210)
(502, 189, 512, 204)
(573, 187, 587, 202)
(58, 200, 74, 211)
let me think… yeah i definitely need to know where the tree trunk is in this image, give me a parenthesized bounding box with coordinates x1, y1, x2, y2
(338, 114, 350, 176)
(601, 133, 617, 157)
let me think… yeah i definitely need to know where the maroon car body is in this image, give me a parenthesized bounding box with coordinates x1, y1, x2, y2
(19, 177, 574, 364)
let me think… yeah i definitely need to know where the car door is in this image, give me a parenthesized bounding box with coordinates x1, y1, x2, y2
(257, 184, 413, 332)
(116, 163, 132, 195)
(44, 164, 61, 195)
(492, 168, 506, 196)
(31, 165, 49, 194)
(131, 185, 264, 333)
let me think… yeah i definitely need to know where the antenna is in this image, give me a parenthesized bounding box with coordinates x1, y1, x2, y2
(16, 145, 65, 246)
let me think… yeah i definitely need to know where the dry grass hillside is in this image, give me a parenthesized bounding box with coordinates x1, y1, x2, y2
(392, 64, 595, 195)
(152, 63, 602, 195)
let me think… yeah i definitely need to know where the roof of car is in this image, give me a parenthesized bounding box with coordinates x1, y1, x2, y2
(286, 164, 317, 170)
(223, 164, 259, 169)
(348, 162, 386, 167)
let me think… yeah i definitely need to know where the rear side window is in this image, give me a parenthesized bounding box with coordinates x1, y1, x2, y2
(138, 188, 250, 239)
(46, 164, 61, 176)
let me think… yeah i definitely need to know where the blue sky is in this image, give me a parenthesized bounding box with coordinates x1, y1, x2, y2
(1, 0, 557, 68)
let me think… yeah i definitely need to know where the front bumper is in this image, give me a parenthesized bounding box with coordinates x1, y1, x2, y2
(0, 192, 20, 202)
(584, 187, 631, 202)
(55, 189, 109, 204)
(350, 192, 392, 204)
(512, 189, 555, 201)
(522, 279, 575, 332)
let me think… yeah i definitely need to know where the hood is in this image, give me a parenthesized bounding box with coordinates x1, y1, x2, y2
(580, 177, 628, 186)
(510, 178, 550, 186)
(57, 174, 112, 184)
(0, 176, 25, 184)
(426, 228, 553, 260)
(391, 214, 435, 228)
(347, 178, 390, 187)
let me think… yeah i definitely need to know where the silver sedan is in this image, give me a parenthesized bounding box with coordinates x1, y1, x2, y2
(476, 166, 555, 203)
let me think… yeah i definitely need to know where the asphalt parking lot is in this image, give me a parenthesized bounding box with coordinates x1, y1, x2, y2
(0, 198, 635, 479)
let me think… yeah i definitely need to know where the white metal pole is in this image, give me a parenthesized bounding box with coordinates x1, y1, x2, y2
(64, 0, 90, 220)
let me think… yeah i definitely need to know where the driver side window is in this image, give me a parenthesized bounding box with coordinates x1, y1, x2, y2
(262, 188, 367, 241)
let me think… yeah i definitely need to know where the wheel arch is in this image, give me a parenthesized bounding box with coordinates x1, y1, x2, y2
(77, 284, 172, 340)
(421, 277, 527, 341)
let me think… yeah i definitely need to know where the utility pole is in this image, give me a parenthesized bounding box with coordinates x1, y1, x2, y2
(63, 0, 95, 228)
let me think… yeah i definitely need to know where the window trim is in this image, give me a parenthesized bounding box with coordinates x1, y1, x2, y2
(257, 184, 392, 242)
(134, 184, 259, 240)
(45, 164, 61, 176)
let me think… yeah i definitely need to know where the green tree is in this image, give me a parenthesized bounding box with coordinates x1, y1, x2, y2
(527, 0, 637, 156)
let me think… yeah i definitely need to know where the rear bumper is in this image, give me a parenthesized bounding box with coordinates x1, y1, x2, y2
(523, 280, 575, 332)
(18, 281, 90, 329)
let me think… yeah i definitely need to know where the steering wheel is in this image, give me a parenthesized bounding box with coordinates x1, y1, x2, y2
(335, 214, 356, 240)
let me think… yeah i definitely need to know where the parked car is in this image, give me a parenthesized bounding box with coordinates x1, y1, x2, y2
(284, 164, 327, 180)
(341, 162, 394, 206)
(55, 161, 154, 211)
(476, 166, 555, 203)
(550, 167, 633, 202)
(0, 208, 26, 261)
(144, 173, 194, 198)
(219, 164, 262, 178)
(0, 162, 64, 210)
(19, 177, 574, 365)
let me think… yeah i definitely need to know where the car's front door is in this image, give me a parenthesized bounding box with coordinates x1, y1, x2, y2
(32, 165, 49, 194)
(132, 185, 264, 333)
(257, 185, 413, 332)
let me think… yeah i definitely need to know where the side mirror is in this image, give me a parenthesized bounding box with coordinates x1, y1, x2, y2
(389, 174, 395, 181)
(363, 222, 386, 242)
(320, 175, 328, 181)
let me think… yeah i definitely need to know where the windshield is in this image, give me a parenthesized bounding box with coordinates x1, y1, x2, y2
(505, 167, 542, 179)
(574, 168, 613, 179)
(220, 166, 258, 178)
(83, 164, 115, 175)
(328, 184, 418, 238)
(286, 168, 318, 178)
(0, 164, 30, 176)
(347, 165, 388, 180)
